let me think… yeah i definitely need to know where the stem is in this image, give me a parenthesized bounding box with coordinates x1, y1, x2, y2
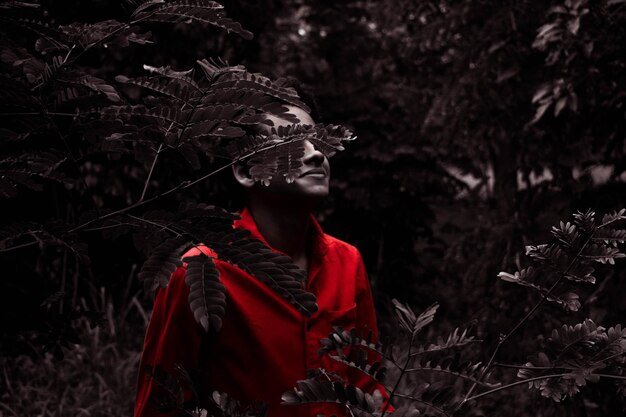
(393, 393, 452, 417)
(460, 233, 595, 405)
(0, 240, 40, 253)
(465, 372, 626, 403)
(381, 332, 416, 417)
(405, 367, 493, 386)
(493, 363, 562, 371)
(0, 112, 79, 117)
(139, 143, 163, 202)
(464, 374, 570, 402)
(125, 214, 182, 236)
(63, 139, 301, 234)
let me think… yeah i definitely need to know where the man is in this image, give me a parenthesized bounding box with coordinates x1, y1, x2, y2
(135, 105, 385, 417)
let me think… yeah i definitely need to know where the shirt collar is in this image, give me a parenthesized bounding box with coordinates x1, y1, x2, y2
(234, 207, 329, 263)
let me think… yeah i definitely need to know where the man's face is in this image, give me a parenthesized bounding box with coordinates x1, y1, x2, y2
(254, 106, 330, 200)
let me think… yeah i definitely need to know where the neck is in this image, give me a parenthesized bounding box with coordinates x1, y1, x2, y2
(246, 197, 313, 266)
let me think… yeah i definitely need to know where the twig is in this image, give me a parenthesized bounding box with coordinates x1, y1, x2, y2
(460, 233, 595, 405)
(465, 372, 626, 403)
(139, 143, 163, 202)
(381, 332, 416, 417)
(464, 374, 569, 402)
(393, 393, 452, 417)
(64, 138, 305, 234)
(125, 214, 182, 236)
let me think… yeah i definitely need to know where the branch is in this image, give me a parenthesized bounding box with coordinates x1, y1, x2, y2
(393, 393, 452, 417)
(139, 143, 163, 202)
(63, 138, 305, 234)
(464, 373, 570, 403)
(461, 233, 595, 404)
(381, 332, 416, 417)
(464, 372, 626, 403)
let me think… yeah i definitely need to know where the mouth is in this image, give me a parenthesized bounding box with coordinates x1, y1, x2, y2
(300, 168, 328, 178)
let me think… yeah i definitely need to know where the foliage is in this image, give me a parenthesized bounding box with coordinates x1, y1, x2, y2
(2, 0, 626, 416)
(0, 0, 354, 358)
(0, 288, 145, 417)
(276, 213, 626, 417)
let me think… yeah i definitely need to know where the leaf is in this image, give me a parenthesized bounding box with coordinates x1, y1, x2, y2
(281, 377, 378, 414)
(183, 253, 226, 332)
(182, 222, 317, 317)
(132, 1, 253, 40)
(392, 299, 438, 335)
(115, 75, 193, 104)
(138, 235, 192, 293)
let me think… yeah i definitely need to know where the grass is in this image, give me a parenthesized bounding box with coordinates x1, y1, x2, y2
(0, 289, 148, 417)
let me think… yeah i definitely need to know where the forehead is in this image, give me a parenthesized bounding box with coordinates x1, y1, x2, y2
(260, 105, 315, 133)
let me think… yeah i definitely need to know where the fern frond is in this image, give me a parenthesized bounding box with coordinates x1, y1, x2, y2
(281, 376, 383, 415)
(116, 75, 193, 104)
(183, 253, 226, 332)
(207, 232, 317, 316)
(246, 139, 305, 185)
(580, 243, 625, 264)
(592, 228, 626, 246)
(1, 17, 69, 53)
(212, 71, 309, 111)
(133, 1, 253, 39)
(102, 104, 184, 127)
(143, 64, 198, 88)
(319, 326, 384, 357)
(393, 299, 438, 335)
(413, 327, 478, 355)
(517, 319, 626, 401)
(600, 208, 626, 228)
(406, 356, 494, 387)
(138, 235, 193, 293)
(196, 58, 245, 83)
(60, 20, 124, 48)
(197, 88, 293, 122)
(58, 74, 122, 103)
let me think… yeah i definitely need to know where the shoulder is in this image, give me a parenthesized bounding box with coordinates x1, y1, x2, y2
(323, 233, 364, 263)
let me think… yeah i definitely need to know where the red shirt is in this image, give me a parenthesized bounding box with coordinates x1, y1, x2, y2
(135, 208, 384, 417)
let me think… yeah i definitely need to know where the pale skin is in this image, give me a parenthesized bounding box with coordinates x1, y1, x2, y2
(232, 105, 330, 272)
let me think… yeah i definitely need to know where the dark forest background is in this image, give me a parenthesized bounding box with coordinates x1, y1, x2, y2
(1, 0, 625, 416)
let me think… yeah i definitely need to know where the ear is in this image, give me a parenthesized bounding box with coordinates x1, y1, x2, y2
(232, 163, 256, 188)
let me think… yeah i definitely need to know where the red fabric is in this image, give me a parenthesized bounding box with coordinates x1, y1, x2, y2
(135, 208, 387, 417)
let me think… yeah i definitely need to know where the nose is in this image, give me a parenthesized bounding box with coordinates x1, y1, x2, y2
(302, 140, 326, 166)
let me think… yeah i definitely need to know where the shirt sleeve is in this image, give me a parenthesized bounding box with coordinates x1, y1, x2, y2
(134, 267, 205, 417)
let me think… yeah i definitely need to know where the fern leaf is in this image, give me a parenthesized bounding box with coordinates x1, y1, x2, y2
(209, 233, 317, 316)
(1, 17, 69, 53)
(196, 58, 246, 83)
(102, 104, 184, 127)
(281, 377, 382, 415)
(518, 319, 626, 401)
(133, 2, 253, 40)
(580, 243, 625, 264)
(138, 235, 192, 293)
(592, 228, 626, 247)
(212, 72, 308, 110)
(183, 253, 226, 332)
(116, 75, 193, 104)
(600, 209, 626, 228)
(58, 74, 121, 102)
(416, 327, 478, 354)
(407, 356, 495, 387)
(60, 20, 125, 48)
(392, 299, 438, 335)
(143, 64, 198, 88)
